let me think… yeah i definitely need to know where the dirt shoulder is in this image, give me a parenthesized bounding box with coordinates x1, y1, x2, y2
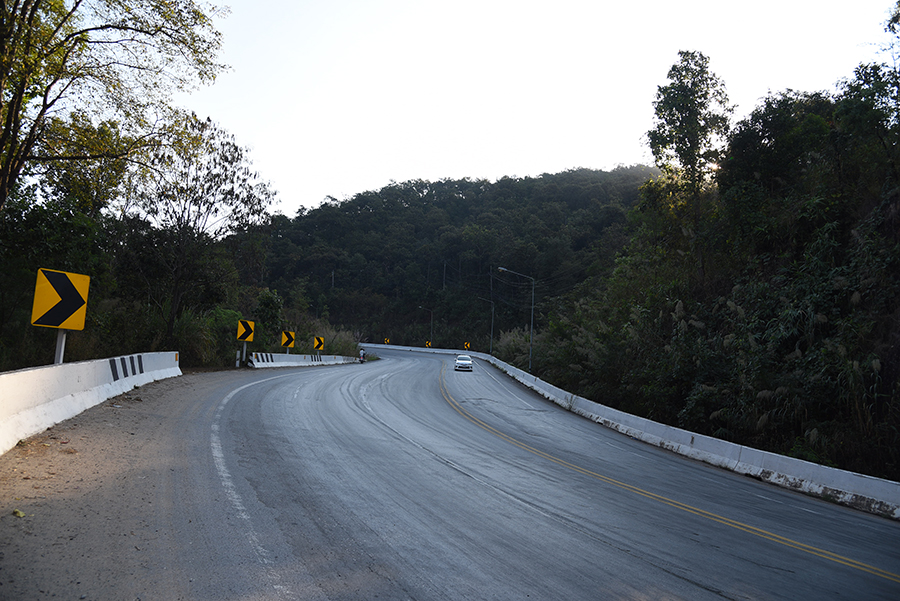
(0, 370, 242, 599)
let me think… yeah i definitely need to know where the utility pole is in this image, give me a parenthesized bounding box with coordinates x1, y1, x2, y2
(478, 296, 495, 356)
(419, 306, 434, 344)
(498, 266, 535, 372)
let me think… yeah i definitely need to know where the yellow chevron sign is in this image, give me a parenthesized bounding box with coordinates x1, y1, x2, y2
(237, 320, 254, 342)
(314, 336, 324, 351)
(31, 268, 90, 330)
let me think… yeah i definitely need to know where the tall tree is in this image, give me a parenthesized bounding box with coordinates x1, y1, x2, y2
(644, 50, 732, 287)
(0, 0, 225, 212)
(137, 112, 275, 338)
(647, 50, 732, 190)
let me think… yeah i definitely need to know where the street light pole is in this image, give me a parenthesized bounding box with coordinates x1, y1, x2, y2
(498, 266, 534, 372)
(477, 296, 495, 355)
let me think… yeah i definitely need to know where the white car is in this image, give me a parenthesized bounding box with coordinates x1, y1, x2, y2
(454, 354, 474, 371)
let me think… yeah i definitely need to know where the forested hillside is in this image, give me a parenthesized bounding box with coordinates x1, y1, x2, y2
(1, 2, 899, 481)
(0, 165, 653, 370)
(536, 57, 900, 480)
(262, 167, 654, 349)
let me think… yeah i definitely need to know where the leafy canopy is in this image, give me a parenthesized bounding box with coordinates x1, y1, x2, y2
(647, 50, 732, 190)
(139, 111, 275, 238)
(0, 0, 227, 210)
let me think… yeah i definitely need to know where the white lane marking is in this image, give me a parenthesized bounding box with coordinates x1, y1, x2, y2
(472, 359, 538, 409)
(756, 492, 824, 516)
(211, 373, 298, 598)
(755, 494, 784, 504)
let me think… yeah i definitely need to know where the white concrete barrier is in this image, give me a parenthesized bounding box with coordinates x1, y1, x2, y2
(0, 352, 181, 456)
(364, 344, 900, 519)
(250, 352, 356, 368)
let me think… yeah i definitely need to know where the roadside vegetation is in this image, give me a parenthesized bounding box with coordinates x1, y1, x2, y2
(1, 2, 899, 480)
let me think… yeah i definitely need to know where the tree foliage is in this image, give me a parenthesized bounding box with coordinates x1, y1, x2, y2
(132, 111, 275, 338)
(538, 43, 900, 480)
(139, 112, 275, 237)
(263, 167, 655, 349)
(648, 50, 732, 191)
(0, 0, 225, 210)
(36, 112, 132, 216)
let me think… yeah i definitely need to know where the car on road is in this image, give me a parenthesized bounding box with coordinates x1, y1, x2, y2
(454, 354, 474, 371)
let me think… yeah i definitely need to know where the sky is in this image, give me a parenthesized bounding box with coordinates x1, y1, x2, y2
(177, 0, 897, 216)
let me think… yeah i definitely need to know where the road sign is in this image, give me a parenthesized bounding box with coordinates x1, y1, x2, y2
(237, 320, 254, 342)
(281, 331, 295, 347)
(31, 268, 90, 330)
(464, 342, 471, 350)
(384, 338, 390, 344)
(425, 341, 431, 348)
(313, 336, 324, 351)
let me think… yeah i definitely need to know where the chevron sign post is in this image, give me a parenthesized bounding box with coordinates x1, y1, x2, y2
(31, 268, 91, 365)
(237, 320, 255, 366)
(282, 331, 295, 353)
(31, 268, 90, 330)
(237, 320, 254, 342)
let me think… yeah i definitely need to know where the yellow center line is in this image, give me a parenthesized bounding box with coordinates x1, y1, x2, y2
(439, 362, 900, 584)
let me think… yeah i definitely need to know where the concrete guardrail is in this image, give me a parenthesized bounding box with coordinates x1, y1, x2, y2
(0, 352, 181, 456)
(364, 343, 900, 519)
(250, 352, 357, 368)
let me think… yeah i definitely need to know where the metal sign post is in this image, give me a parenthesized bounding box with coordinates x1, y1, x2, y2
(236, 320, 254, 367)
(54, 330, 67, 365)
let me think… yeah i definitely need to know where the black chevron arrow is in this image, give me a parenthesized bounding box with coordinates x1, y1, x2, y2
(34, 270, 86, 327)
(238, 320, 254, 341)
(282, 331, 295, 346)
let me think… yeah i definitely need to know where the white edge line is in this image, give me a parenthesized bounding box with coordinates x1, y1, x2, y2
(210, 373, 299, 595)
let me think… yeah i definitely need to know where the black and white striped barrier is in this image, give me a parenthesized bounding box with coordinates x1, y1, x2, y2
(250, 353, 355, 368)
(0, 352, 181, 456)
(109, 354, 147, 382)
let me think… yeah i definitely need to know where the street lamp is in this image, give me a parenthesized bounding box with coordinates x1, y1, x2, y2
(477, 296, 495, 356)
(498, 266, 534, 372)
(418, 305, 434, 345)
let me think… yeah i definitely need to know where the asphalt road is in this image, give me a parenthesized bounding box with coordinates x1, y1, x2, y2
(3, 348, 900, 599)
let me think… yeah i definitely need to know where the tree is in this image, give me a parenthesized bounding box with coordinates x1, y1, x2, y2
(36, 112, 132, 216)
(718, 91, 835, 198)
(836, 63, 900, 189)
(647, 50, 732, 190)
(137, 112, 275, 338)
(716, 90, 837, 252)
(644, 51, 732, 287)
(0, 0, 225, 212)
(887, 0, 900, 36)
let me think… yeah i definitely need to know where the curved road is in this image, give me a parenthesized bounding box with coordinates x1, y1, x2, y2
(5, 348, 900, 599)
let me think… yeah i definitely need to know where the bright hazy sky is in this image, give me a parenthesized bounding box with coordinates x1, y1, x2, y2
(178, 1, 896, 215)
